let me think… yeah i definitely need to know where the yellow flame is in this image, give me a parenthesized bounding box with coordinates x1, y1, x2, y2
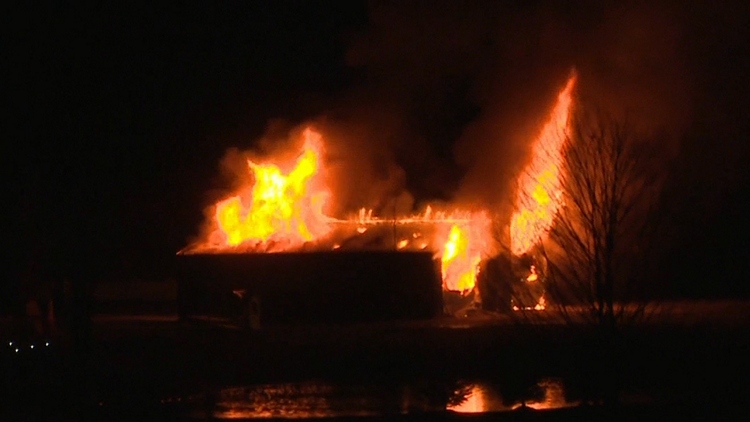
(186, 125, 500, 295)
(535, 295, 546, 311)
(526, 265, 539, 282)
(212, 128, 330, 249)
(510, 74, 577, 255)
(441, 224, 482, 293)
(346, 207, 491, 294)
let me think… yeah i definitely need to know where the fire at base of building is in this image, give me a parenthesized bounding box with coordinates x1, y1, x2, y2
(173, 261, 544, 328)
(179, 72, 576, 324)
(473, 248, 547, 314)
(510, 250, 547, 312)
(178, 219, 498, 325)
(176, 234, 546, 327)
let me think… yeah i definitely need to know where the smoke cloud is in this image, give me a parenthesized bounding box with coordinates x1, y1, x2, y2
(211, 1, 735, 227)
(330, 1, 695, 216)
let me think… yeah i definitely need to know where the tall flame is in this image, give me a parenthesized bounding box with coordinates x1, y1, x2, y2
(440, 223, 483, 293)
(211, 128, 330, 250)
(510, 74, 577, 255)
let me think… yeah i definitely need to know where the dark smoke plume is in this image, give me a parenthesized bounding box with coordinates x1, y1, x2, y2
(330, 0, 696, 216)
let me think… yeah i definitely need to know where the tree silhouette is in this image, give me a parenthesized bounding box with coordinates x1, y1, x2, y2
(538, 108, 666, 329)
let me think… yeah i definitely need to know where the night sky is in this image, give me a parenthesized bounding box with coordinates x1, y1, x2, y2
(6, 1, 750, 304)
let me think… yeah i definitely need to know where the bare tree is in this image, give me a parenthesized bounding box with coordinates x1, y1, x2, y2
(538, 109, 666, 330)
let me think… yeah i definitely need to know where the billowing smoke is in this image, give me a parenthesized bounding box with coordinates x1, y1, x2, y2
(206, 0, 706, 235)
(186, 1, 750, 298)
(332, 1, 694, 217)
(210, 117, 414, 221)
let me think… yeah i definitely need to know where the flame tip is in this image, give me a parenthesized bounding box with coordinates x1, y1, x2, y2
(511, 72, 577, 255)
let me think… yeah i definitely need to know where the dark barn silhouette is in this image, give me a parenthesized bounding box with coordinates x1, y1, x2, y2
(177, 251, 443, 326)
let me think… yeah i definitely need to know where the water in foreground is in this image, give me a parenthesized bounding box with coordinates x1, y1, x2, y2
(184, 378, 574, 419)
(2, 302, 750, 420)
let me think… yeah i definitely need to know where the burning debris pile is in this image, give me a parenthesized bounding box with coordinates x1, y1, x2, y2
(181, 73, 578, 312)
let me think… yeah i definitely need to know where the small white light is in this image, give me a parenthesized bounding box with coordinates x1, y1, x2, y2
(45, 342, 50, 347)
(8, 341, 13, 346)
(15, 348, 19, 353)
(30, 345, 34, 349)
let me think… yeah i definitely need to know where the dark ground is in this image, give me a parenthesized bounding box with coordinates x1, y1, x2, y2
(2, 300, 750, 420)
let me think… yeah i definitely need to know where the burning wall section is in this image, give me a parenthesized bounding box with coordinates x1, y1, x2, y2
(182, 73, 578, 311)
(182, 128, 492, 296)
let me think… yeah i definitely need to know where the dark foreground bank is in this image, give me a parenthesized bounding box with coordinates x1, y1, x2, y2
(2, 302, 750, 420)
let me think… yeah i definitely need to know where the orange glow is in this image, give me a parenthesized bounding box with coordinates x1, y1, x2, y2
(519, 379, 577, 410)
(510, 74, 577, 255)
(184, 126, 492, 293)
(347, 207, 491, 294)
(526, 265, 539, 282)
(441, 225, 481, 293)
(535, 295, 546, 311)
(199, 128, 331, 252)
(438, 214, 491, 294)
(448, 385, 487, 413)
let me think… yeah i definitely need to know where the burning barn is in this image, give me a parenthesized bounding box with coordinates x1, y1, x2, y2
(177, 74, 577, 325)
(176, 208, 488, 325)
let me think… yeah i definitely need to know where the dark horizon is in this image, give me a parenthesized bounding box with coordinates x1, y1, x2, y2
(6, 1, 750, 304)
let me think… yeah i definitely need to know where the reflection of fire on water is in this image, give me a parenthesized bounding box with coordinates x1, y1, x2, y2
(512, 379, 578, 410)
(447, 379, 577, 413)
(210, 379, 577, 418)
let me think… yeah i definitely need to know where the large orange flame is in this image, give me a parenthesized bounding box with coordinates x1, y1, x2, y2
(206, 128, 331, 251)
(510, 74, 577, 256)
(185, 126, 497, 295)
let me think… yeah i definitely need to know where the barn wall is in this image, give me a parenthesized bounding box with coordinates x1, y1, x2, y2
(176, 251, 443, 325)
